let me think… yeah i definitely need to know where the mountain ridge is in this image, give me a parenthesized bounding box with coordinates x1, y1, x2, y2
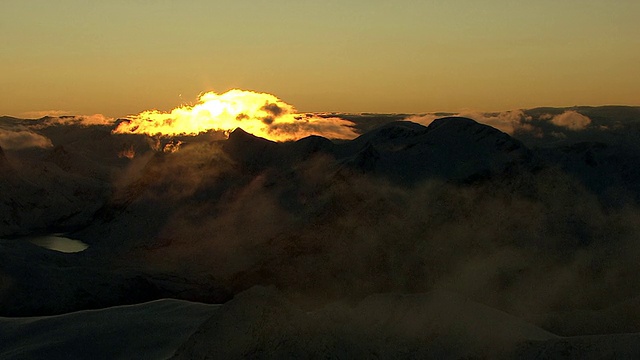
(2, 108, 640, 324)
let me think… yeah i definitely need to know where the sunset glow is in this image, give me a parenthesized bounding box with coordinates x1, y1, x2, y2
(113, 89, 358, 142)
(3, 1, 640, 357)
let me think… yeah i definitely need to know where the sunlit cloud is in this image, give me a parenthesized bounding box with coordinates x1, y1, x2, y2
(459, 110, 532, 134)
(545, 110, 592, 131)
(39, 114, 115, 127)
(113, 89, 358, 142)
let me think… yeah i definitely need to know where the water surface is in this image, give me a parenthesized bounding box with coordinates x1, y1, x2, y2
(28, 234, 89, 253)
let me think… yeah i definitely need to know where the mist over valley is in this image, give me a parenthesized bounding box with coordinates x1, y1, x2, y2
(2, 106, 640, 358)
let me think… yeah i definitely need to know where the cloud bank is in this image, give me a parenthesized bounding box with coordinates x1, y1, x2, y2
(39, 114, 115, 127)
(405, 109, 593, 136)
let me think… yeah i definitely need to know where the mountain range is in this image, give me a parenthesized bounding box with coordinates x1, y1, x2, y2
(2, 106, 640, 358)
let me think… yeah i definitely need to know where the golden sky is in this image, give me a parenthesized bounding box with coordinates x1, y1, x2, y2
(1, 0, 639, 118)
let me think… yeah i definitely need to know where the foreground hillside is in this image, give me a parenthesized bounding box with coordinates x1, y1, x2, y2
(3, 286, 640, 359)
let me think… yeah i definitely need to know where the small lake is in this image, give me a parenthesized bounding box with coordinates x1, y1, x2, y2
(27, 234, 89, 253)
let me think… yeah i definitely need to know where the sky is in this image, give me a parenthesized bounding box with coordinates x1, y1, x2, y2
(1, 0, 639, 118)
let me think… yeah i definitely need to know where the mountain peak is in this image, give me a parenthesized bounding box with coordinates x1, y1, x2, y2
(354, 121, 427, 145)
(223, 127, 280, 170)
(226, 127, 277, 147)
(287, 135, 335, 160)
(340, 116, 534, 183)
(426, 116, 490, 134)
(426, 116, 528, 154)
(227, 127, 254, 140)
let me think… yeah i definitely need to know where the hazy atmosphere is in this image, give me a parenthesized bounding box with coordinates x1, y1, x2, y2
(2, 1, 640, 359)
(2, 0, 639, 117)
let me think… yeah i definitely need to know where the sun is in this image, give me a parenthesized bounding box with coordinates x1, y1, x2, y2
(113, 89, 358, 142)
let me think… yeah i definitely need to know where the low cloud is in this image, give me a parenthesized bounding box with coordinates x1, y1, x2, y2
(18, 111, 114, 126)
(406, 110, 532, 134)
(0, 114, 112, 150)
(546, 110, 592, 131)
(126, 149, 640, 319)
(0, 129, 53, 149)
(405, 109, 594, 141)
(458, 110, 532, 134)
(39, 114, 115, 127)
